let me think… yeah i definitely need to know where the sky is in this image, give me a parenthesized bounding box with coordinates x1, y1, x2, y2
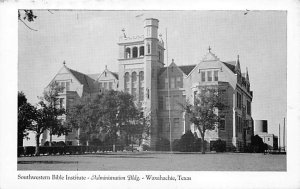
(18, 10, 287, 142)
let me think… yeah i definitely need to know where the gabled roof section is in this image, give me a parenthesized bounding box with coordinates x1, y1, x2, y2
(202, 47, 220, 61)
(68, 68, 96, 93)
(178, 65, 196, 75)
(158, 59, 193, 76)
(96, 66, 119, 81)
(111, 72, 119, 80)
(88, 73, 100, 80)
(222, 62, 236, 73)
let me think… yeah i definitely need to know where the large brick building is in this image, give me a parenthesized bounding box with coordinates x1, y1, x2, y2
(42, 18, 254, 151)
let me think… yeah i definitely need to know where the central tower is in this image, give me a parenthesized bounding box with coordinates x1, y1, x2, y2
(118, 18, 164, 149)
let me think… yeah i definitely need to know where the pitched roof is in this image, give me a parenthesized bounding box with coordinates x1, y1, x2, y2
(68, 68, 96, 93)
(87, 73, 100, 80)
(178, 65, 196, 75)
(222, 62, 236, 73)
(111, 72, 119, 80)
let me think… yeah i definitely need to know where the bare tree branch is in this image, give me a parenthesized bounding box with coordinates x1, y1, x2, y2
(18, 17, 38, 31)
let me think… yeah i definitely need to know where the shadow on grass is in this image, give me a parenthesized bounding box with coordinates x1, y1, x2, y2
(83, 155, 155, 159)
(18, 161, 78, 164)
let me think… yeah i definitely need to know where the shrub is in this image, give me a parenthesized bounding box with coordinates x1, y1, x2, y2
(211, 139, 226, 152)
(194, 138, 202, 152)
(180, 131, 195, 152)
(142, 144, 150, 151)
(156, 138, 170, 151)
(18, 147, 24, 157)
(251, 135, 268, 153)
(172, 139, 181, 151)
(24, 146, 35, 156)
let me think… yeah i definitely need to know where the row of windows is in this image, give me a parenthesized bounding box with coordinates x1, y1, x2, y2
(99, 82, 113, 90)
(58, 81, 70, 92)
(158, 118, 181, 134)
(124, 71, 144, 101)
(200, 70, 219, 82)
(125, 45, 150, 59)
(164, 77, 183, 89)
(236, 92, 251, 115)
(158, 95, 182, 110)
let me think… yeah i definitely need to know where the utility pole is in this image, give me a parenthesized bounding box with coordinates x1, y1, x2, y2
(166, 28, 172, 152)
(278, 123, 281, 152)
(283, 117, 285, 152)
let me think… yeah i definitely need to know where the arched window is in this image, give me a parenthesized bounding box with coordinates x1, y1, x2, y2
(158, 51, 161, 61)
(132, 47, 138, 58)
(139, 46, 144, 57)
(147, 43, 150, 54)
(132, 72, 137, 100)
(139, 71, 144, 101)
(125, 48, 131, 59)
(124, 72, 130, 93)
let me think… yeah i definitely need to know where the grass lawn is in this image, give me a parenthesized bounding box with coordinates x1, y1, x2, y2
(17, 152, 286, 171)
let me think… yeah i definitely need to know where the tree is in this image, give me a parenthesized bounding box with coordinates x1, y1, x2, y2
(18, 91, 36, 146)
(66, 90, 145, 152)
(184, 86, 226, 154)
(40, 82, 66, 146)
(18, 10, 38, 31)
(66, 95, 102, 146)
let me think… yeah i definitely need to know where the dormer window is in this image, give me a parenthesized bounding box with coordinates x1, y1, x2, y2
(208, 71, 212, 81)
(214, 70, 218, 81)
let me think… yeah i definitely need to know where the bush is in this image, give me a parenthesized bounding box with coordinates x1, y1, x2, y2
(24, 146, 35, 156)
(251, 135, 268, 153)
(18, 147, 24, 157)
(156, 138, 170, 151)
(180, 131, 195, 152)
(142, 144, 150, 151)
(211, 139, 226, 152)
(172, 139, 181, 151)
(194, 138, 203, 152)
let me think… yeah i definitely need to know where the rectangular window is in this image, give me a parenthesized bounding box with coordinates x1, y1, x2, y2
(165, 78, 169, 89)
(158, 96, 164, 110)
(109, 82, 113, 90)
(164, 118, 170, 133)
(219, 115, 225, 130)
(247, 100, 251, 115)
(139, 88, 144, 101)
(173, 95, 181, 110)
(170, 77, 175, 89)
(99, 82, 103, 89)
(176, 77, 182, 88)
(60, 82, 65, 92)
(104, 82, 107, 89)
(132, 88, 137, 100)
(165, 96, 170, 110)
(236, 92, 241, 109)
(201, 71, 205, 82)
(208, 71, 212, 81)
(66, 82, 70, 91)
(59, 98, 64, 109)
(214, 71, 218, 81)
(174, 118, 180, 128)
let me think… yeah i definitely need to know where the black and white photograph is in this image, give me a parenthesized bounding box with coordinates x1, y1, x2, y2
(1, 0, 300, 189)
